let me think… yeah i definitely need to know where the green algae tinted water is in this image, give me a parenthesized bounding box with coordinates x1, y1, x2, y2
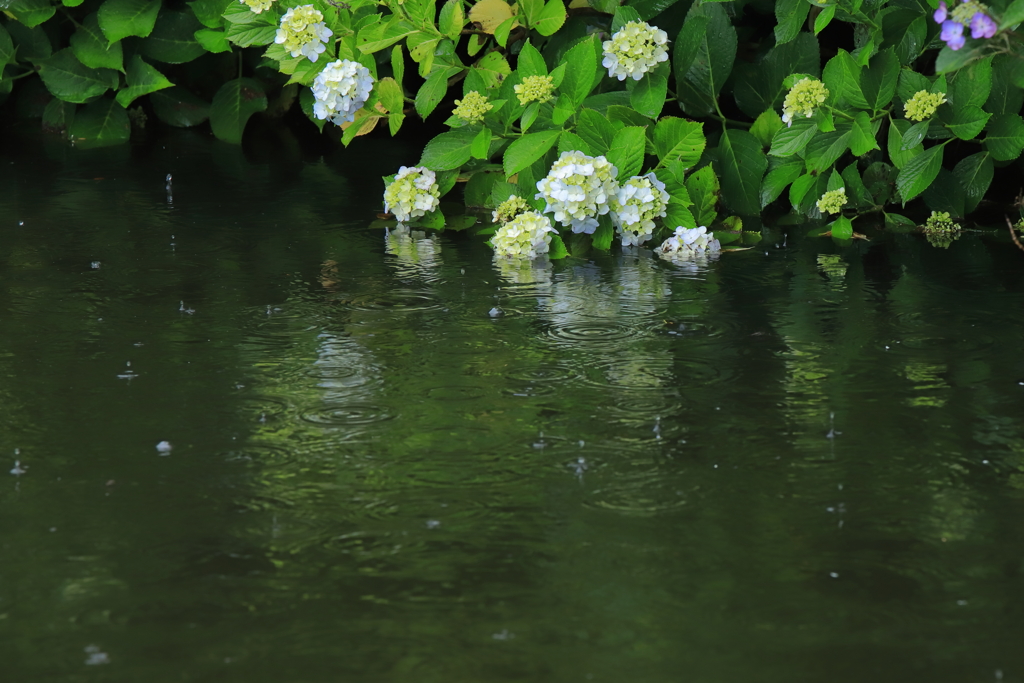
(2, 130, 1024, 683)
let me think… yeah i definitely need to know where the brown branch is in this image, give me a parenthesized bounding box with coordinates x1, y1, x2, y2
(1006, 215, 1024, 253)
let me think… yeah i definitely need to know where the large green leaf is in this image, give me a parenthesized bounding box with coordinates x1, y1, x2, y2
(6, 22, 51, 62)
(559, 35, 597, 109)
(717, 129, 767, 215)
(760, 155, 804, 208)
(8, 0, 56, 28)
(420, 127, 478, 171)
(653, 117, 705, 169)
(141, 10, 206, 63)
(859, 48, 899, 111)
(68, 97, 130, 148)
(629, 61, 669, 119)
(769, 117, 817, 157)
(0, 24, 14, 72)
(187, 0, 232, 29)
(42, 98, 75, 135)
(70, 13, 124, 72)
(38, 49, 119, 104)
(517, 40, 546, 79)
(606, 126, 646, 179)
(414, 66, 459, 120)
(209, 77, 267, 144)
(922, 168, 966, 217)
(953, 151, 992, 213)
(686, 165, 719, 226)
(750, 109, 784, 148)
(895, 143, 943, 203)
(557, 130, 590, 157)
(986, 56, 1024, 116)
(99, 0, 162, 43)
(822, 50, 869, 110)
(734, 33, 820, 119)
(533, 0, 566, 36)
(774, 0, 810, 44)
(576, 108, 620, 156)
(840, 162, 873, 208)
(804, 126, 851, 173)
(887, 118, 922, 169)
(673, 11, 708, 94)
(151, 86, 209, 126)
(945, 105, 991, 140)
(946, 56, 993, 112)
(677, 3, 736, 117)
(503, 129, 561, 177)
(438, 0, 464, 41)
(115, 55, 173, 108)
(850, 111, 879, 155)
(194, 28, 230, 53)
(984, 113, 1024, 160)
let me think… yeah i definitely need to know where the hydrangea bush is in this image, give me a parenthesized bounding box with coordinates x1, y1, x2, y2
(4, 0, 1024, 253)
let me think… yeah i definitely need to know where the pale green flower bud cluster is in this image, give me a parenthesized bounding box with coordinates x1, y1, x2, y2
(782, 78, 829, 127)
(275, 5, 332, 62)
(655, 226, 721, 261)
(610, 173, 669, 246)
(240, 0, 274, 13)
(491, 211, 559, 259)
(383, 166, 440, 223)
(904, 90, 947, 122)
(951, 0, 988, 23)
(601, 21, 670, 81)
(536, 151, 619, 234)
(514, 75, 554, 105)
(312, 59, 373, 125)
(924, 211, 959, 232)
(816, 188, 847, 215)
(453, 91, 492, 124)
(492, 195, 531, 224)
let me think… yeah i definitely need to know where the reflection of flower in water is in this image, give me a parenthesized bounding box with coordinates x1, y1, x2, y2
(385, 225, 441, 274)
(494, 256, 553, 286)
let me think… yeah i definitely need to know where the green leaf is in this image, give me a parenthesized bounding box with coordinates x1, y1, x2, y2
(414, 66, 459, 120)
(953, 151, 992, 213)
(534, 0, 567, 36)
(42, 98, 75, 134)
(864, 161, 896, 205)
(850, 111, 879, 155)
(38, 49, 118, 104)
(686, 165, 719, 226)
(494, 16, 516, 48)
(592, 216, 614, 251)
(804, 126, 851, 174)
(187, 0, 232, 29)
(900, 120, 928, 151)
(984, 113, 1024, 161)
(946, 56, 993, 112)
(611, 5, 643, 32)
(760, 155, 804, 208)
(559, 35, 597, 109)
(472, 127, 493, 160)
(769, 117, 817, 157)
(438, 0, 465, 42)
(884, 212, 917, 231)
(70, 13, 124, 72)
(986, 55, 1024, 116)
(6, 22, 51, 62)
(1000, 0, 1024, 29)
(896, 68, 931, 104)
(840, 162, 873, 208)
(673, 12, 708, 92)
(653, 117, 704, 169)
(629, 61, 668, 119)
(750, 109, 784, 148)
(503, 129, 560, 177)
(194, 28, 230, 53)
(606, 126, 646, 179)
(558, 130, 591, 156)
(98, 0, 162, 43)
(887, 118, 922, 169)
(822, 50, 870, 110)
(548, 233, 568, 259)
(733, 33, 820, 119)
(420, 127, 477, 171)
(0, 25, 13, 72)
(226, 22, 277, 48)
(895, 143, 944, 203)
(922, 168, 965, 217)
(468, 51, 509, 91)
(859, 48, 899, 111)
(814, 4, 836, 34)
(789, 173, 818, 212)
(829, 215, 853, 239)
(717, 129, 768, 216)
(576, 108, 619, 155)
(946, 104, 991, 140)
(142, 10, 206, 63)
(935, 45, 983, 75)
(8, 0, 56, 28)
(677, 3, 736, 117)
(377, 76, 403, 114)
(775, 0, 810, 44)
(517, 40, 546, 78)
(209, 77, 267, 144)
(151, 86, 209, 126)
(299, 87, 326, 132)
(115, 54, 173, 108)
(68, 97, 130, 148)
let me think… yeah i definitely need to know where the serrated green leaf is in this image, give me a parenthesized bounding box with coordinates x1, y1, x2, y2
(686, 165, 719, 226)
(775, 0, 810, 44)
(377, 76, 403, 114)
(718, 129, 767, 216)
(850, 111, 879, 155)
(986, 55, 1024, 116)
(760, 155, 804, 208)
(677, 3, 735, 117)
(517, 40, 546, 79)
(210, 77, 267, 144)
(558, 130, 591, 156)
(888, 118, 922, 169)
(115, 54, 173, 107)
(895, 143, 943, 203)
(1001, 0, 1024, 29)
(142, 10, 206, 63)
(953, 151, 992, 213)
(419, 127, 477, 171)
(900, 119, 928, 150)
(534, 0, 567, 36)
(946, 56, 992, 111)
(922, 168, 965, 217)
(606, 126, 646, 179)
(860, 48, 899, 111)
(935, 44, 982, 75)
(653, 117, 705, 168)
(814, 4, 836, 34)
(548, 233, 568, 259)
(226, 22, 277, 48)
(769, 117, 817, 157)
(840, 162, 872, 208)
(8, 0, 56, 28)
(822, 50, 870, 110)
(469, 51, 509, 91)
(592, 216, 614, 250)
(673, 12, 707, 93)
(830, 215, 853, 239)
(438, 0, 464, 42)
(629, 61, 668, 119)
(38, 49, 118, 104)
(187, 0, 231, 29)
(42, 98, 75, 134)
(896, 68, 930, 104)
(6, 22, 51, 62)
(804, 126, 850, 173)
(471, 127, 493, 159)
(98, 0, 162, 43)
(194, 28, 230, 53)
(504, 129, 560, 177)
(734, 33, 820, 119)
(559, 35, 597, 108)
(151, 86, 209, 126)
(71, 13, 124, 72)
(984, 113, 1024, 160)
(415, 66, 459, 120)
(946, 104, 991, 140)
(750, 109, 784, 148)
(576, 108, 618, 156)
(68, 97, 130, 147)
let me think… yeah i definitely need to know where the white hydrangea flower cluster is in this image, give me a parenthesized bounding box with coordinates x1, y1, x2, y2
(535, 151, 619, 234)
(275, 5, 332, 62)
(492, 211, 558, 259)
(383, 166, 440, 223)
(655, 226, 721, 261)
(240, 0, 274, 13)
(610, 173, 669, 246)
(601, 21, 670, 81)
(311, 59, 373, 125)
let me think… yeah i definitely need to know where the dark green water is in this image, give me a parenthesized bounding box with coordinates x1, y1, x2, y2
(2, 130, 1024, 682)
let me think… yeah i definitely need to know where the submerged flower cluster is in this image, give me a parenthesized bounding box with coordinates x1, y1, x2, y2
(535, 151, 619, 234)
(601, 20, 670, 81)
(240, 0, 274, 13)
(514, 75, 554, 105)
(311, 59, 373, 125)
(492, 195, 531, 224)
(934, 1, 997, 50)
(816, 188, 847, 215)
(655, 226, 721, 261)
(383, 166, 440, 223)
(491, 211, 559, 259)
(924, 210, 959, 232)
(782, 78, 829, 127)
(453, 91, 492, 124)
(275, 5, 332, 62)
(610, 173, 669, 246)
(904, 90, 947, 121)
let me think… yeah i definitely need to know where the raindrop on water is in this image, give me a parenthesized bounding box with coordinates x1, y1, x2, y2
(489, 307, 503, 317)
(156, 441, 172, 455)
(10, 460, 26, 476)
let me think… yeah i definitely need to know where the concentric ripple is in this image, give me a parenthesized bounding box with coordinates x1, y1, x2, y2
(300, 401, 395, 426)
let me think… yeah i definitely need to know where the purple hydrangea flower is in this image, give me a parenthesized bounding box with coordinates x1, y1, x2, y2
(941, 20, 966, 50)
(934, 1, 948, 23)
(970, 12, 997, 38)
